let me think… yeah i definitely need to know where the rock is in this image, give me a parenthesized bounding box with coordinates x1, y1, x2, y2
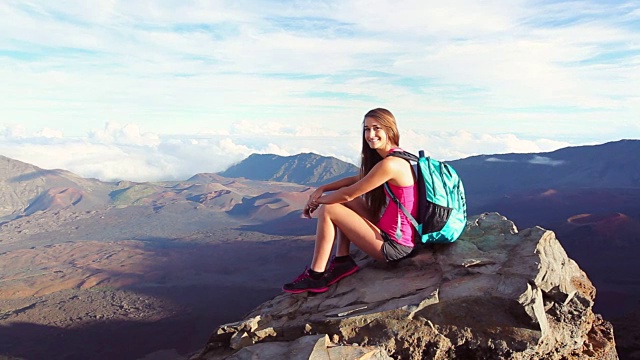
(192, 213, 618, 360)
(221, 334, 392, 360)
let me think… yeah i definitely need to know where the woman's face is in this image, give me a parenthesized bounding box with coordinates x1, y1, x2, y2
(364, 117, 389, 150)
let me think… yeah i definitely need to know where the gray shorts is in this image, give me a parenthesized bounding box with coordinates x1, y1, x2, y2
(381, 231, 414, 262)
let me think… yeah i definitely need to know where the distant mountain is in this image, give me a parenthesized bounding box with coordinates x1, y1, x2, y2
(451, 139, 640, 209)
(0, 155, 114, 220)
(218, 153, 359, 186)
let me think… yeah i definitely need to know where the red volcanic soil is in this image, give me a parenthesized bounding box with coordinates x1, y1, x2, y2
(0, 240, 169, 299)
(25, 187, 84, 214)
(561, 212, 640, 245)
(192, 190, 243, 211)
(230, 189, 312, 222)
(475, 187, 640, 229)
(0, 237, 314, 299)
(567, 212, 629, 225)
(0, 236, 316, 360)
(251, 191, 310, 220)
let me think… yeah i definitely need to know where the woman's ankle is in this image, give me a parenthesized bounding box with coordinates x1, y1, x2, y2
(334, 254, 353, 263)
(308, 268, 325, 280)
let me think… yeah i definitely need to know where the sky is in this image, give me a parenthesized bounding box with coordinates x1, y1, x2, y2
(1, 0, 638, 182)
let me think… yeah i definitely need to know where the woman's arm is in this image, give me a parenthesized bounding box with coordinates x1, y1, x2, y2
(308, 175, 359, 203)
(317, 175, 360, 193)
(316, 158, 399, 205)
(303, 175, 360, 218)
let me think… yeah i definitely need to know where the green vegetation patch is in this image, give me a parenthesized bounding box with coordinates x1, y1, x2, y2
(109, 184, 160, 206)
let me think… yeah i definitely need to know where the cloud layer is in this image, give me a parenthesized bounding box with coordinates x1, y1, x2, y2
(1, 1, 638, 180)
(0, 122, 569, 182)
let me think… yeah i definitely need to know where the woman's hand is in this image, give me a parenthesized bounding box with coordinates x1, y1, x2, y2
(303, 188, 323, 218)
(303, 201, 318, 218)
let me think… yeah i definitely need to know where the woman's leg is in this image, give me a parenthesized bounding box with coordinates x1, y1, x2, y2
(311, 202, 385, 272)
(335, 197, 374, 257)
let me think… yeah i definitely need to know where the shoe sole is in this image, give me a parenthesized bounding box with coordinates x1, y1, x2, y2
(282, 286, 329, 294)
(326, 265, 360, 286)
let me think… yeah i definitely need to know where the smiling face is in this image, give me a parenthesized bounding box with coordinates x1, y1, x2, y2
(364, 117, 391, 151)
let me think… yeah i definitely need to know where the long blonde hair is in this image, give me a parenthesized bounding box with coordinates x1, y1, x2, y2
(360, 108, 400, 218)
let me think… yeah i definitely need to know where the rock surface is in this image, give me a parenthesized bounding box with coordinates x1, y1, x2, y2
(192, 213, 617, 360)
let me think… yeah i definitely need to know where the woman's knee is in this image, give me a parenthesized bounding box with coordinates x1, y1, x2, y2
(316, 203, 343, 218)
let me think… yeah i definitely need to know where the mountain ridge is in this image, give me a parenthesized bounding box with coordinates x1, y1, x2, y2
(0, 155, 114, 220)
(218, 152, 359, 186)
(451, 139, 640, 203)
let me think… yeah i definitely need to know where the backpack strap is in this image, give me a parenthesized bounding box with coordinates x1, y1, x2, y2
(386, 150, 418, 163)
(384, 150, 421, 241)
(384, 182, 421, 241)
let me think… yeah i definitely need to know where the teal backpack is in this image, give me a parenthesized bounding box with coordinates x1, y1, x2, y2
(385, 150, 467, 244)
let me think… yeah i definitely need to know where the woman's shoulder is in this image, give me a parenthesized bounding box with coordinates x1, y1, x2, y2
(385, 156, 404, 164)
(378, 154, 411, 175)
(382, 150, 414, 185)
(371, 149, 410, 171)
(385, 148, 411, 160)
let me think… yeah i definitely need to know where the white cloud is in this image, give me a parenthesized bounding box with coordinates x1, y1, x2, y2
(89, 122, 160, 146)
(529, 156, 565, 166)
(485, 157, 516, 163)
(35, 127, 63, 138)
(2, 125, 28, 139)
(336, 0, 520, 36)
(0, 0, 638, 173)
(0, 121, 577, 182)
(400, 129, 571, 161)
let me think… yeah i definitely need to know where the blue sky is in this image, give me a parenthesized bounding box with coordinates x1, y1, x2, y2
(1, 1, 638, 181)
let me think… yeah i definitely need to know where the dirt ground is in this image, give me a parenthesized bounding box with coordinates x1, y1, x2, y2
(0, 235, 315, 360)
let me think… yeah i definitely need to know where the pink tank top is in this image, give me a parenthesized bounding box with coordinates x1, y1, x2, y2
(376, 157, 417, 247)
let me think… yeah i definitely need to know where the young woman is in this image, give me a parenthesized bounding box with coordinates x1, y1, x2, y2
(283, 108, 418, 294)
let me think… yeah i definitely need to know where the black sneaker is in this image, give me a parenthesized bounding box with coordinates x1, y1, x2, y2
(325, 256, 359, 286)
(282, 267, 329, 294)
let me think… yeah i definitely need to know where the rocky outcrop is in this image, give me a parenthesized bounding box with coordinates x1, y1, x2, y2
(192, 213, 618, 360)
